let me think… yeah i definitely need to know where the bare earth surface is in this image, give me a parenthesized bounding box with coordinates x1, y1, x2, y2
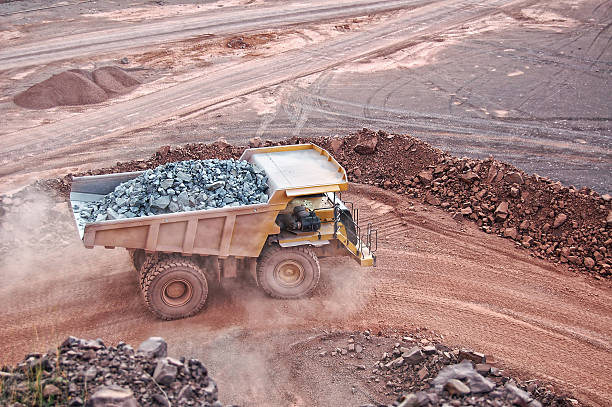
(1, 0, 611, 406)
(1, 186, 610, 406)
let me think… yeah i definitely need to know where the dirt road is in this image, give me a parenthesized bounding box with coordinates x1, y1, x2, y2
(0, 0, 540, 192)
(0, 0, 414, 69)
(1, 185, 610, 406)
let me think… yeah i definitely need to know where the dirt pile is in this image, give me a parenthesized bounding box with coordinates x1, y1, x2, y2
(13, 66, 140, 109)
(0, 336, 233, 407)
(33, 130, 611, 278)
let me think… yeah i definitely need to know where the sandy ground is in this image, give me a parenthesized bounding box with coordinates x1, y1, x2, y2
(1, 185, 610, 406)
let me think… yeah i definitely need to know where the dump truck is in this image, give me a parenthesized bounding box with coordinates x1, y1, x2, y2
(70, 143, 377, 320)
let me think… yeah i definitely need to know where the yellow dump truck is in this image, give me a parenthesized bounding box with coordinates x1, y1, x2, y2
(70, 144, 376, 320)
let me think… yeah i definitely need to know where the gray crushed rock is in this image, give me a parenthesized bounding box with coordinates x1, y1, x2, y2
(74, 159, 268, 227)
(0, 336, 235, 407)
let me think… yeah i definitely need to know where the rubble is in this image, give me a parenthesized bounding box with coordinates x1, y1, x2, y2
(75, 158, 268, 226)
(0, 336, 233, 407)
(347, 331, 577, 407)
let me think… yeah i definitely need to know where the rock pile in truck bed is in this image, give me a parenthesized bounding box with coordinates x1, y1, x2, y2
(0, 336, 234, 407)
(76, 158, 268, 225)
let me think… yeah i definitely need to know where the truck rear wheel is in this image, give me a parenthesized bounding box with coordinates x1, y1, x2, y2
(257, 245, 320, 299)
(140, 256, 209, 320)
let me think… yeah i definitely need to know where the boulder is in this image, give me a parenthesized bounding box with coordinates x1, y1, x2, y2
(354, 134, 378, 154)
(505, 172, 524, 185)
(445, 379, 470, 395)
(330, 138, 344, 154)
(89, 386, 139, 407)
(418, 170, 434, 184)
(459, 171, 480, 183)
(137, 337, 167, 359)
(553, 213, 568, 228)
(494, 202, 510, 221)
(153, 357, 178, 386)
(503, 227, 519, 240)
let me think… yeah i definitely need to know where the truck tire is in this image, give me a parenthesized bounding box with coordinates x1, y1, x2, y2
(128, 249, 146, 273)
(140, 256, 209, 320)
(257, 245, 320, 299)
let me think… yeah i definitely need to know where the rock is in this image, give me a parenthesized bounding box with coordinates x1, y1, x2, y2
(330, 138, 343, 154)
(601, 194, 611, 202)
(120, 57, 129, 64)
(89, 386, 139, 407)
(584, 257, 595, 268)
(392, 356, 404, 367)
(157, 145, 171, 158)
(607, 210, 612, 226)
(459, 171, 479, 183)
(495, 201, 509, 221)
(354, 134, 378, 154)
(422, 345, 436, 354)
(510, 186, 520, 198)
(521, 235, 533, 247)
(402, 346, 424, 365)
(248, 137, 262, 148)
(503, 227, 519, 240)
(137, 337, 167, 359)
(461, 207, 473, 216)
(505, 172, 524, 184)
(553, 213, 568, 228)
(212, 137, 230, 149)
(178, 385, 195, 401)
(418, 170, 433, 184)
(153, 357, 178, 386)
(425, 194, 441, 206)
(445, 379, 470, 395)
(486, 165, 498, 183)
(505, 383, 538, 407)
(151, 196, 170, 210)
(459, 349, 486, 364)
(43, 384, 61, 397)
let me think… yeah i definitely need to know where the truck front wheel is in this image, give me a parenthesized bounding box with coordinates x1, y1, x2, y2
(257, 245, 320, 299)
(141, 256, 209, 320)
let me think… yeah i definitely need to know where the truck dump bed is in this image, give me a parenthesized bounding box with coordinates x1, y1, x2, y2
(70, 144, 347, 258)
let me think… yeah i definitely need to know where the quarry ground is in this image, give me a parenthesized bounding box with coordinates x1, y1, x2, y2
(0, 0, 611, 406)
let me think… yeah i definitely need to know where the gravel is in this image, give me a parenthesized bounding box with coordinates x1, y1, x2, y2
(75, 159, 268, 227)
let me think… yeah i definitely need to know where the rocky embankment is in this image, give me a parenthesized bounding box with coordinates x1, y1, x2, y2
(16, 129, 611, 278)
(0, 337, 233, 407)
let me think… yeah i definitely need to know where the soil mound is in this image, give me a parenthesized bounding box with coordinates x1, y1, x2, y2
(13, 71, 108, 109)
(13, 67, 140, 110)
(92, 65, 140, 95)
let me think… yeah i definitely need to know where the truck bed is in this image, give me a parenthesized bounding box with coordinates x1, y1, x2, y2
(69, 144, 348, 257)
